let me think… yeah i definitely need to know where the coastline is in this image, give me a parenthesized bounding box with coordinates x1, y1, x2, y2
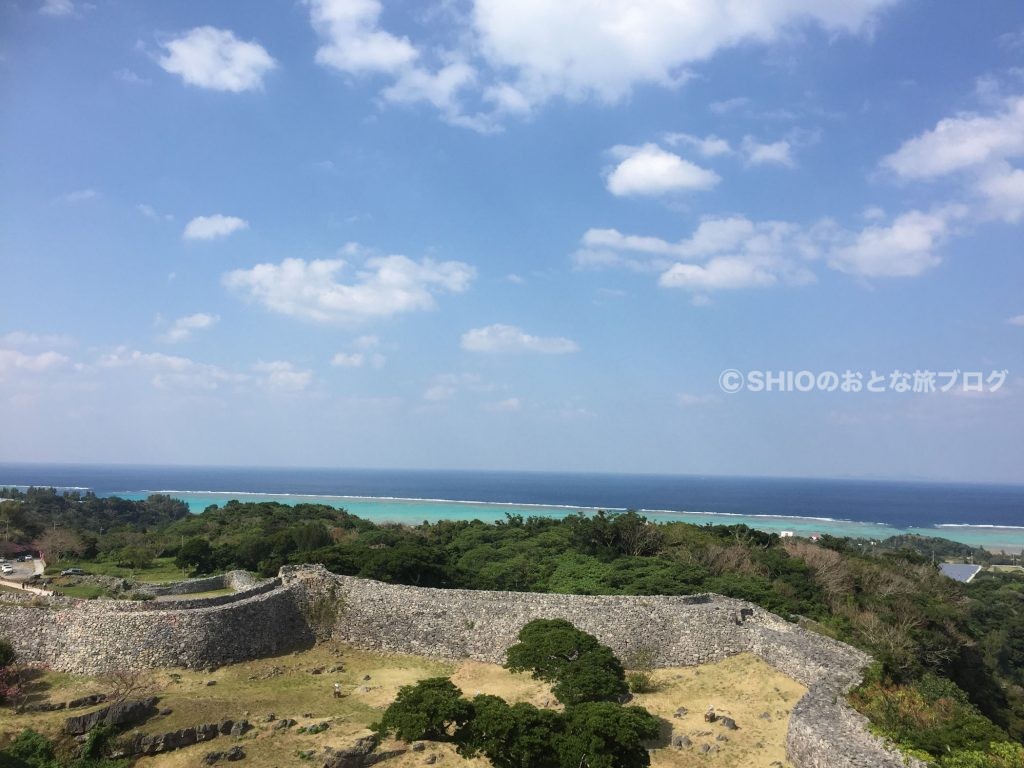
(111, 489, 1024, 554)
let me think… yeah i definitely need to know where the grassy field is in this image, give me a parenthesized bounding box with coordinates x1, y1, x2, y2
(0, 646, 801, 767)
(43, 557, 193, 584)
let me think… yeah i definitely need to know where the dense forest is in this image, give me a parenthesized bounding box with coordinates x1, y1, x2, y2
(1, 489, 1022, 766)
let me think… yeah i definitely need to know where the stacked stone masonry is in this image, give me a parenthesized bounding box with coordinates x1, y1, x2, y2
(0, 564, 923, 768)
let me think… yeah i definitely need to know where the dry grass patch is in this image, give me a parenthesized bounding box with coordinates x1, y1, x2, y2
(1, 648, 802, 768)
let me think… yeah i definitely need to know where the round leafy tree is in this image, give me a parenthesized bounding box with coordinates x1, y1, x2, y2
(505, 618, 627, 705)
(556, 702, 661, 768)
(373, 677, 472, 742)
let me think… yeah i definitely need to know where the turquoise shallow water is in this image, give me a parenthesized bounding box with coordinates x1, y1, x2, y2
(116, 491, 1024, 553)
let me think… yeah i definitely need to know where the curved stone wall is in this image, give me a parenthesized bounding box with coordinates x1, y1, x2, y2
(0, 564, 923, 768)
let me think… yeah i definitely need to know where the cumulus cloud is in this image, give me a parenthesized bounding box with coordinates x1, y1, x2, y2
(305, 0, 896, 129)
(158, 27, 277, 93)
(574, 216, 825, 289)
(159, 313, 220, 343)
(741, 136, 794, 167)
(461, 324, 578, 354)
(881, 96, 1024, 179)
(605, 144, 720, 196)
(98, 347, 244, 391)
(253, 361, 313, 392)
(224, 254, 475, 323)
(1006, 314, 1024, 326)
(305, 0, 418, 75)
(183, 214, 249, 240)
(0, 348, 70, 377)
(473, 0, 894, 106)
(827, 209, 958, 278)
(880, 94, 1024, 223)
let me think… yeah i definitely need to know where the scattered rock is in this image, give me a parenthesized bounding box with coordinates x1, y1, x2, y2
(265, 713, 276, 722)
(206, 680, 217, 686)
(273, 718, 297, 730)
(412, 742, 426, 752)
(720, 716, 738, 730)
(202, 751, 224, 765)
(230, 720, 251, 737)
(759, 711, 772, 720)
(424, 756, 437, 765)
(673, 706, 688, 718)
(225, 746, 245, 761)
(64, 697, 159, 735)
(219, 720, 234, 735)
(716, 734, 729, 742)
(671, 734, 692, 749)
(159, 708, 173, 716)
(362, 675, 371, 681)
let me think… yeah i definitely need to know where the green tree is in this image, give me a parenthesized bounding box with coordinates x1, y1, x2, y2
(456, 695, 562, 768)
(556, 702, 661, 768)
(374, 678, 472, 741)
(505, 619, 627, 705)
(174, 538, 214, 574)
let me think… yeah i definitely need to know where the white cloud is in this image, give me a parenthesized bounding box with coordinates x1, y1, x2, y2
(575, 216, 826, 286)
(1005, 314, 1024, 327)
(254, 361, 313, 393)
(504, 273, 526, 285)
(305, 0, 418, 75)
(881, 96, 1024, 179)
(331, 348, 386, 368)
(381, 61, 491, 131)
(40, 0, 74, 17)
(98, 347, 244, 391)
(708, 97, 750, 114)
(977, 165, 1024, 223)
(183, 214, 249, 240)
(741, 136, 794, 167)
(484, 397, 521, 412)
(304, 0, 895, 129)
(575, 216, 836, 293)
(461, 324, 578, 354)
(159, 313, 220, 344)
(827, 209, 956, 278)
(0, 348, 69, 377)
(606, 144, 720, 196)
(224, 254, 475, 323)
(663, 132, 732, 157)
(660, 256, 785, 290)
(472, 0, 894, 106)
(158, 27, 277, 93)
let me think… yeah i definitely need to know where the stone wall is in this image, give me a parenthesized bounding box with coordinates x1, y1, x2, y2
(0, 564, 923, 768)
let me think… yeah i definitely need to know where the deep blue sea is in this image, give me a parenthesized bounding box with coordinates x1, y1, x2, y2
(1, 464, 1021, 552)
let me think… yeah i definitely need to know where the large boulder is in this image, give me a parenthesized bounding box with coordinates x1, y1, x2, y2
(63, 697, 158, 735)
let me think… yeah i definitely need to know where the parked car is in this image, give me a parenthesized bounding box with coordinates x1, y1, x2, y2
(1, 565, 14, 575)
(60, 568, 85, 576)
(19, 555, 33, 562)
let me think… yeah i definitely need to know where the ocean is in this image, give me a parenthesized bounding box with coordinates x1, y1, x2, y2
(0, 463, 1021, 552)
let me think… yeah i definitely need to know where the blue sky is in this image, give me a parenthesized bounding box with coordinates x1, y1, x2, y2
(2, 0, 1023, 482)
